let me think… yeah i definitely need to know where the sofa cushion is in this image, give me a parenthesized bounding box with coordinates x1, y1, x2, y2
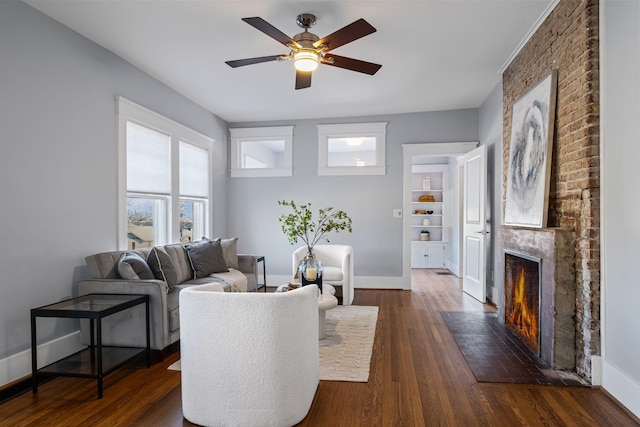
(221, 237, 240, 270)
(168, 281, 231, 333)
(163, 243, 191, 284)
(117, 252, 154, 280)
(185, 238, 228, 278)
(147, 247, 180, 290)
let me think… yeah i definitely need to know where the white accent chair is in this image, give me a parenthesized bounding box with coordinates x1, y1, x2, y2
(179, 283, 319, 427)
(293, 244, 354, 305)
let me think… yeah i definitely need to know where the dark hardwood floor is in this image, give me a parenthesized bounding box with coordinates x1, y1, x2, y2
(2, 269, 638, 426)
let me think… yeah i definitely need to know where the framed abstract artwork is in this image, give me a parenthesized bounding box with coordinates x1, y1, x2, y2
(504, 70, 558, 228)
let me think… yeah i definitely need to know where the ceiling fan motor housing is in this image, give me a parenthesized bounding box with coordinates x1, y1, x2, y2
(296, 13, 316, 29)
(293, 31, 319, 49)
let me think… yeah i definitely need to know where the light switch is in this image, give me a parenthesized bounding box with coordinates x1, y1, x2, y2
(393, 209, 402, 218)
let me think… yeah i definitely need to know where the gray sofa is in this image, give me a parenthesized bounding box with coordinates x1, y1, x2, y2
(78, 238, 258, 355)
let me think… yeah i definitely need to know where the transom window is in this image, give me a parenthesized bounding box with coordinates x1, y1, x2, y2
(317, 122, 387, 175)
(118, 97, 213, 249)
(230, 126, 293, 177)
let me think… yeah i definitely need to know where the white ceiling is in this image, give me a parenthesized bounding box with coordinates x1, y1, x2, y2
(24, 0, 554, 123)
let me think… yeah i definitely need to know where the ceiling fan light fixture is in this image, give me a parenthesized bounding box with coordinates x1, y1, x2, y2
(227, 15, 381, 89)
(294, 50, 319, 72)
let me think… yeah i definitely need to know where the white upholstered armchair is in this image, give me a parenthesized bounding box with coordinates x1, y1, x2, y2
(293, 244, 354, 305)
(179, 283, 319, 427)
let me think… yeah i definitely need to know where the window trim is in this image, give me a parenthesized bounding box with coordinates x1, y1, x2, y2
(117, 96, 214, 249)
(179, 197, 207, 244)
(317, 122, 387, 176)
(229, 126, 294, 177)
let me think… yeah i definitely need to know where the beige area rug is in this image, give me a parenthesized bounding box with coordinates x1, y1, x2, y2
(319, 305, 378, 382)
(169, 305, 379, 383)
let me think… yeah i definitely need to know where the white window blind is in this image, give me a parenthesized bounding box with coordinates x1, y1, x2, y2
(179, 141, 209, 198)
(118, 97, 214, 249)
(126, 121, 171, 193)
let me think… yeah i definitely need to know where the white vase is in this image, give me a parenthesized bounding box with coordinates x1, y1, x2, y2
(422, 177, 431, 190)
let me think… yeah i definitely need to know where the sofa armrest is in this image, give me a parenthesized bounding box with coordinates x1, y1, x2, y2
(237, 254, 259, 292)
(77, 279, 170, 350)
(237, 254, 257, 276)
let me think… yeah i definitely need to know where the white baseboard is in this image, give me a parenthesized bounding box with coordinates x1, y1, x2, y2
(355, 276, 404, 289)
(445, 260, 461, 277)
(0, 331, 84, 388)
(600, 356, 640, 418)
(591, 355, 603, 386)
(267, 275, 405, 290)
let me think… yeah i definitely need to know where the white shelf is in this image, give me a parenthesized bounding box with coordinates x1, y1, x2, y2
(411, 165, 448, 266)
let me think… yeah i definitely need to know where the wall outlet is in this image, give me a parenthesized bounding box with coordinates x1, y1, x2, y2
(393, 209, 402, 218)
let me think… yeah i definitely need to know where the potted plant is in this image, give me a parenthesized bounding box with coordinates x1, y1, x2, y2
(420, 230, 430, 241)
(278, 200, 352, 252)
(278, 200, 352, 286)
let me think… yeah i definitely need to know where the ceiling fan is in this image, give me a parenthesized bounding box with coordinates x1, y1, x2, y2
(225, 13, 382, 90)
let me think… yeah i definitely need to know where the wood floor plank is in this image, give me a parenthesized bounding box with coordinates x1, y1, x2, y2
(1, 269, 638, 426)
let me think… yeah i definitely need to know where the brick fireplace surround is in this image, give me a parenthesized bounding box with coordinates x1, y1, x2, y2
(502, 0, 600, 380)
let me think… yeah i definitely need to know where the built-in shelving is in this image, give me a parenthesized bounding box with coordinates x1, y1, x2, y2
(411, 165, 449, 268)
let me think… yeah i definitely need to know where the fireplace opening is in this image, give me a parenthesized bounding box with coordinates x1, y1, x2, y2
(504, 251, 541, 355)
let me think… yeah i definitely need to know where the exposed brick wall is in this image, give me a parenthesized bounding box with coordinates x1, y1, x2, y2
(502, 0, 600, 380)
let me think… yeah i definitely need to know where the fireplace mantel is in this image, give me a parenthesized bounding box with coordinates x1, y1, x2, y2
(497, 226, 576, 370)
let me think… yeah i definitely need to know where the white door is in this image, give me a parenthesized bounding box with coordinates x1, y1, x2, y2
(462, 145, 487, 302)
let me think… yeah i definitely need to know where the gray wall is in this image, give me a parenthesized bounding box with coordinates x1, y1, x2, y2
(600, 0, 640, 415)
(228, 110, 478, 278)
(0, 1, 228, 362)
(478, 82, 504, 304)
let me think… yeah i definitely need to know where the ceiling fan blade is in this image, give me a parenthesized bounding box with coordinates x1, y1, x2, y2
(225, 55, 283, 68)
(295, 70, 312, 90)
(313, 18, 376, 52)
(242, 17, 301, 49)
(323, 54, 382, 75)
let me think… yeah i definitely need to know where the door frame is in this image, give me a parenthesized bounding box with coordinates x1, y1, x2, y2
(402, 142, 478, 290)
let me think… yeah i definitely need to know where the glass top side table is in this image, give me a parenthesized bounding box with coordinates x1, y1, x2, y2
(31, 293, 150, 399)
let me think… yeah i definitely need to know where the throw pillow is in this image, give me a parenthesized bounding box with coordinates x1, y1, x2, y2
(117, 252, 155, 280)
(220, 237, 239, 270)
(185, 238, 228, 279)
(147, 248, 180, 290)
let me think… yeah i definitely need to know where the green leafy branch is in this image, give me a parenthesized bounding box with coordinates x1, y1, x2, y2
(277, 200, 352, 253)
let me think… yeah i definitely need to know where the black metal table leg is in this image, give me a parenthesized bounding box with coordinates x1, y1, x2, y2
(90, 318, 95, 364)
(97, 317, 103, 399)
(145, 299, 150, 367)
(31, 311, 37, 394)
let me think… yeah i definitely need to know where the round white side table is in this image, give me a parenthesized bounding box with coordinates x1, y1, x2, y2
(318, 293, 338, 339)
(274, 283, 338, 339)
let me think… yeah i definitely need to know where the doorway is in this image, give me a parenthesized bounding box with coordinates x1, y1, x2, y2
(401, 143, 478, 290)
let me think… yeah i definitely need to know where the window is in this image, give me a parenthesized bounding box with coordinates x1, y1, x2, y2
(230, 126, 293, 177)
(317, 122, 387, 176)
(118, 97, 213, 249)
(179, 141, 209, 243)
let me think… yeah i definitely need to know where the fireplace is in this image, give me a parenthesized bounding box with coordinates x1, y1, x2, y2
(504, 251, 541, 355)
(497, 226, 576, 370)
